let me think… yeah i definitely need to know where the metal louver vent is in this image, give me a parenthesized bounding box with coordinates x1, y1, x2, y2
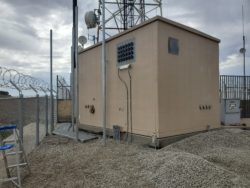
(117, 40, 135, 66)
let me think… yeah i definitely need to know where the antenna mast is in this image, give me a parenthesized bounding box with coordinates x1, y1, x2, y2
(85, 0, 163, 43)
(240, 3, 246, 117)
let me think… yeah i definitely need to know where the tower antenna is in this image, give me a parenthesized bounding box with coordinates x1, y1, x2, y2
(84, 0, 163, 42)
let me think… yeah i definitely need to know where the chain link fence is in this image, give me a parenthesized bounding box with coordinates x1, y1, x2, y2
(220, 75, 250, 118)
(0, 66, 57, 182)
(57, 75, 71, 123)
(0, 66, 53, 146)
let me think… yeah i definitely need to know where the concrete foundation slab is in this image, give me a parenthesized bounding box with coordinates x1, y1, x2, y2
(53, 123, 98, 142)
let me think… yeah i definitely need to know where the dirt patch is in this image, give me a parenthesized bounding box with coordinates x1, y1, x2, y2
(1, 128, 250, 188)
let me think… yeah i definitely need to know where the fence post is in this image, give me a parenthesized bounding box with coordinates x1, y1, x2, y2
(40, 87, 49, 136)
(18, 93, 24, 143)
(10, 81, 23, 143)
(36, 93, 40, 145)
(45, 94, 48, 135)
(50, 29, 54, 133)
(53, 90, 57, 128)
(47, 89, 54, 133)
(30, 85, 40, 146)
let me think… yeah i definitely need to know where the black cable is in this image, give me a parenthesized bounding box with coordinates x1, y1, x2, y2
(117, 69, 129, 143)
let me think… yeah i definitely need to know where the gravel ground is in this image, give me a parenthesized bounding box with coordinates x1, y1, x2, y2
(1, 128, 250, 188)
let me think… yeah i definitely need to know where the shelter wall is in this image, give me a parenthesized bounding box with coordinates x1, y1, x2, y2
(79, 22, 158, 136)
(157, 21, 220, 138)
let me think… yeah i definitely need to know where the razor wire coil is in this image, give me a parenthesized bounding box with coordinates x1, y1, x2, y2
(57, 75, 71, 99)
(0, 66, 49, 91)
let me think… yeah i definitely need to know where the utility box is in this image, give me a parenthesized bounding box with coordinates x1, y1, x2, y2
(78, 16, 220, 140)
(221, 99, 241, 125)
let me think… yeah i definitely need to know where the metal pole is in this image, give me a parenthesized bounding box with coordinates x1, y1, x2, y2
(140, 0, 145, 23)
(159, 0, 163, 16)
(36, 93, 40, 146)
(97, 1, 101, 43)
(18, 93, 24, 143)
(30, 85, 40, 145)
(242, 5, 246, 118)
(101, 0, 107, 144)
(75, 5, 79, 141)
(123, 0, 127, 30)
(71, 46, 75, 131)
(56, 75, 59, 126)
(14, 129, 21, 187)
(45, 94, 48, 135)
(40, 87, 49, 136)
(9, 81, 24, 142)
(50, 29, 54, 133)
(243, 35, 246, 117)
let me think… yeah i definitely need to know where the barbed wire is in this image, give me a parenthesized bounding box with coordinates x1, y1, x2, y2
(57, 75, 71, 99)
(57, 75, 69, 87)
(0, 66, 49, 92)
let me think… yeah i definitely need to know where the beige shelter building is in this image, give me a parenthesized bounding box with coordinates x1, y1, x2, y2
(78, 16, 220, 143)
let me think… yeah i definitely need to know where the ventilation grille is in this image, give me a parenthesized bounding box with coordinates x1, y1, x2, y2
(117, 40, 135, 66)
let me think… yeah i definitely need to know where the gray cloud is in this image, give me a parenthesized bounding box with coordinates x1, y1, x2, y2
(0, 0, 250, 96)
(6, 0, 71, 17)
(165, 0, 249, 75)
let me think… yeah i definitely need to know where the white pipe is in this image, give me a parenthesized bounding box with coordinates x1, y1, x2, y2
(101, 0, 107, 144)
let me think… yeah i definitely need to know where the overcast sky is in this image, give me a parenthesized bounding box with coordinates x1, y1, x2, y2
(0, 0, 249, 95)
